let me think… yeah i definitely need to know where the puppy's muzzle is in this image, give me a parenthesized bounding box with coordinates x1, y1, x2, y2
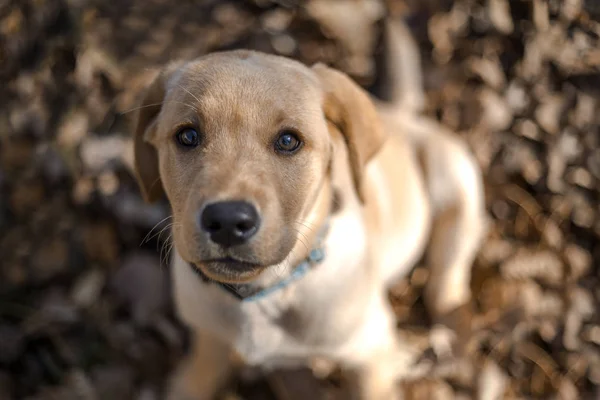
(200, 201, 260, 247)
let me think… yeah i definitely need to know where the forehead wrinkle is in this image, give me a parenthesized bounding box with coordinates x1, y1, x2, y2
(170, 56, 324, 145)
(200, 85, 291, 136)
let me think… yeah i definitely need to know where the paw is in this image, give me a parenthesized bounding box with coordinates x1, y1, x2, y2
(429, 302, 474, 358)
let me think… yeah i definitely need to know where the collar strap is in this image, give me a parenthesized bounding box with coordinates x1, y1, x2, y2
(190, 222, 329, 302)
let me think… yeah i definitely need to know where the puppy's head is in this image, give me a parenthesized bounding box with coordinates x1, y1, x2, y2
(133, 50, 386, 283)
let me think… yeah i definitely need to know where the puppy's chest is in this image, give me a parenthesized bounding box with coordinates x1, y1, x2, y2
(233, 280, 364, 365)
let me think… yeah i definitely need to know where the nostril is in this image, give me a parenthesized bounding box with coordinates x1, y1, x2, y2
(206, 220, 221, 233)
(235, 219, 255, 234)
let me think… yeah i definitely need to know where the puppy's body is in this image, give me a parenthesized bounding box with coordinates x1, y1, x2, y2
(133, 19, 486, 400)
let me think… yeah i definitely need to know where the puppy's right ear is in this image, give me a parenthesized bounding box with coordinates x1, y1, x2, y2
(133, 62, 183, 203)
(312, 63, 387, 203)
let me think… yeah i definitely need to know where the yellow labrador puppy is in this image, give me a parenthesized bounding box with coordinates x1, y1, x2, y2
(132, 19, 486, 400)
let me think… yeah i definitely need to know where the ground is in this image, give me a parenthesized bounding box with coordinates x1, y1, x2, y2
(0, 0, 599, 399)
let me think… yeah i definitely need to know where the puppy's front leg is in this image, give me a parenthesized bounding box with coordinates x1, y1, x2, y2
(352, 356, 400, 400)
(349, 338, 417, 400)
(166, 331, 232, 400)
(345, 304, 417, 400)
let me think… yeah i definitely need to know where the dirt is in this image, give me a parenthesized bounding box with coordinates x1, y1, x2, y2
(0, 0, 599, 399)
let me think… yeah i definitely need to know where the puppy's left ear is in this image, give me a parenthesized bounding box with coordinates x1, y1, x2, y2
(133, 61, 184, 203)
(312, 63, 387, 203)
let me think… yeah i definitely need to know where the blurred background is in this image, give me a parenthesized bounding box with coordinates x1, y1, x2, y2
(0, 0, 599, 399)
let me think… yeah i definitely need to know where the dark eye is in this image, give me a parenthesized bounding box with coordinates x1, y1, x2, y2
(275, 131, 302, 154)
(175, 128, 200, 148)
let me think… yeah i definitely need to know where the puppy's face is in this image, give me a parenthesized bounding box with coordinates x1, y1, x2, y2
(134, 51, 386, 283)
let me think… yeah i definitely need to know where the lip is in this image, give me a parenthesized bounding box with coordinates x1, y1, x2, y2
(204, 257, 261, 269)
(191, 257, 263, 283)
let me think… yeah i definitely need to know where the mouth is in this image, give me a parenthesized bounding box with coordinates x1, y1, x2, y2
(189, 257, 263, 283)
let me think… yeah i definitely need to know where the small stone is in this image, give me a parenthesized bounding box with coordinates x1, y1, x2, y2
(587, 149, 600, 180)
(523, 159, 543, 185)
(521, 283, 564, 318)
(71, 269, 106, 309)
(505, 83, 530, 114)
(57, 111, 89, 149)
(467, 57, 506, 90)
(569, 287, 594, 319)
(480, 88, 513, 131)
(487, 0, 514, 34)
(540, 218, 563, 250)
(535, 95, 565, 134)
(261, 9, 293, 33)
(566, 167, 593, 189)
(514, 119, 540, 141)
(569, 194, 595, 228)
(533, 0, 550, 31)
(564, 244, 592, 280)
(271, 34, 297, 55)
(547, 147, 566, 193)
(73, 177, 95, 205)
(80, 135, 129, 174)
(572, 93, 596, 129)
(212, 3, 245, 26)
(480, 238, 514, 265)
(97, 171, 119, 196)
(583, 325, 600, 345)
(558, 130, 583, 162)
(500, 249, 564, 286)
(538, 321, 558, 342)
(556, 378, 579, 400)
(564, 288, 594, 350)
(477, 360, 508, 400)
(430, 325, 457, 361)
(562, 0, 583, 21)
(520, 35, 546, 80)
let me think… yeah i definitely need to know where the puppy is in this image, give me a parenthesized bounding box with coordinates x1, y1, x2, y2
(132, 19, 487, 400)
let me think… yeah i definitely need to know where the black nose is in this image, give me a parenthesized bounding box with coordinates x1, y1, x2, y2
(200, 201, 260, 247)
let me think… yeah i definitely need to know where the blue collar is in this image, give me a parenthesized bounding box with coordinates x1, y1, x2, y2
(190, 222, 329, 302)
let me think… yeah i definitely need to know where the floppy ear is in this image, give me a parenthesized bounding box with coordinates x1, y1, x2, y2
(133, 62, 183, 203)
(312, 63, 387, 203)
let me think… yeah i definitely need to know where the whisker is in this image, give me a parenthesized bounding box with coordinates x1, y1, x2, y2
(148, 223, 174, 251)
(141, 216, 173, 245)
(119, 100, 196, 116)
(177, 84, 201, 105)
(120, 102, 166, 115)
(156, 222, 174, 245)
(293, 220, 317, 234)
(291, 228, 311, 253)
(159, 236, 168, 264)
